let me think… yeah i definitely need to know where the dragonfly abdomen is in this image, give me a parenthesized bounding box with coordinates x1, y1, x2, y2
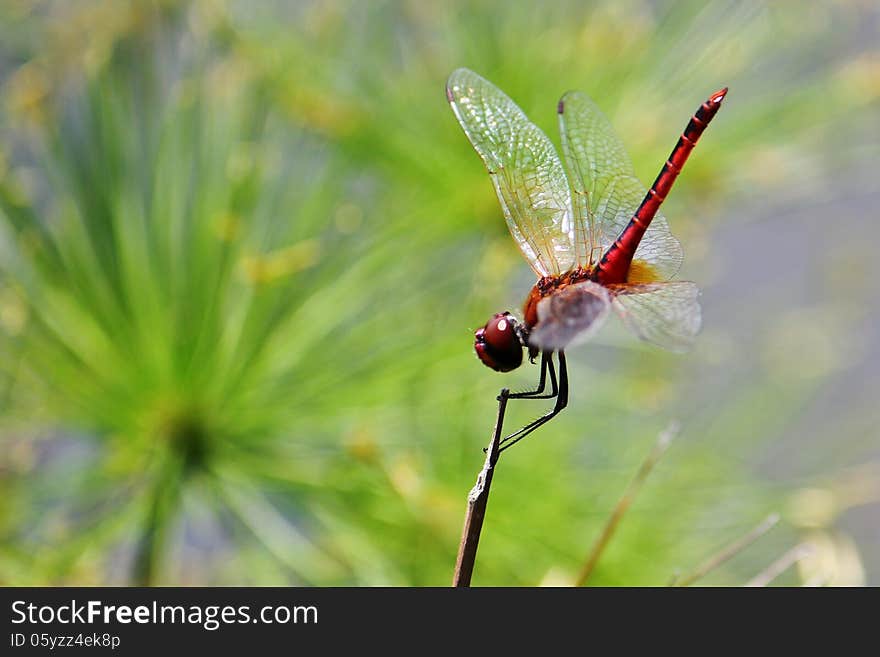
(595, 88, 727, 285)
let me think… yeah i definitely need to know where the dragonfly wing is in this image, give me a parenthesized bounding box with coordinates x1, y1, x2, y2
(607, 281, 701, 352)
(529, 280, 612, 351)
(558, 91, 682, 279)
(447, 68, 575, 277)
(558, 91, 632, 268)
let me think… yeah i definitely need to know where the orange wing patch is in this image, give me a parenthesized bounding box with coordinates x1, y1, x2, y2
(626, 259, 663, 284)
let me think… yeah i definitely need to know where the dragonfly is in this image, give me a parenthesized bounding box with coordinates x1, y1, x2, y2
(446, 68, 726, 452)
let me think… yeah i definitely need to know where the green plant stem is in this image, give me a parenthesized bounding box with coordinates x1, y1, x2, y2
(131, 456, 185, 586)
(575, 421, 678, 586)
(672, 513, 780, 587)
(745, 542, 814, 587)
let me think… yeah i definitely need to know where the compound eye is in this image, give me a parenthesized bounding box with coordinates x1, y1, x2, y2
(474, 312, 524, 372)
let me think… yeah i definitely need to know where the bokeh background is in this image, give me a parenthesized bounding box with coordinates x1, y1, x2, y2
(0, 0, 877, 586)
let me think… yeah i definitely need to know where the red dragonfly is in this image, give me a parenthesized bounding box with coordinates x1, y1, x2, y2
(447, 68, 726, 451)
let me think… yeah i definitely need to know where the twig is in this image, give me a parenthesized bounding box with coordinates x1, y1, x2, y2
(745, 543, 814, 587)
(452, 389, 508, 587)
(575, 421, 679, 586)
(672, 513, 780, 586)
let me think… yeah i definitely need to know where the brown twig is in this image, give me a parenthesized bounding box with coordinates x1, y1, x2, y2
(672, 513, 780, 586)
(452, 389, 508, 587)
(575, 421, 679, 586)
(745, 542, 814, 587)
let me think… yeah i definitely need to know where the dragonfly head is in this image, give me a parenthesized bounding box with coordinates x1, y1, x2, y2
(474, 311, 525, 372)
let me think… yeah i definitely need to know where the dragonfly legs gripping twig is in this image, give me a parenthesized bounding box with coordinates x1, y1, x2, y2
(494, 350, 569, 453)
(506, 351, 558, 399)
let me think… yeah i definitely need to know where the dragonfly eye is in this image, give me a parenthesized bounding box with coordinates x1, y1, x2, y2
(474, 312, 524, 372)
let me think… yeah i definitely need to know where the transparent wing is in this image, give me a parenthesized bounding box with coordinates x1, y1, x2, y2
(447, 68, 575, 277)
(529, 280, 611, 351)
(607, 281, 701, 352)
(558, 91, 683, 278)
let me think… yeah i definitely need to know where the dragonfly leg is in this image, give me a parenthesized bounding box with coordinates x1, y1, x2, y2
(498, 351, 568, 452)
(507, 351, 557, 399)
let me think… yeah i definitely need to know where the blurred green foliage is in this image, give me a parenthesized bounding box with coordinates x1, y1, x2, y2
(0, 0, 877, 585)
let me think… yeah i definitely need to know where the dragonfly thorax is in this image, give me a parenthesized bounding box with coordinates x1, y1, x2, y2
(522, 267, 593, 330)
